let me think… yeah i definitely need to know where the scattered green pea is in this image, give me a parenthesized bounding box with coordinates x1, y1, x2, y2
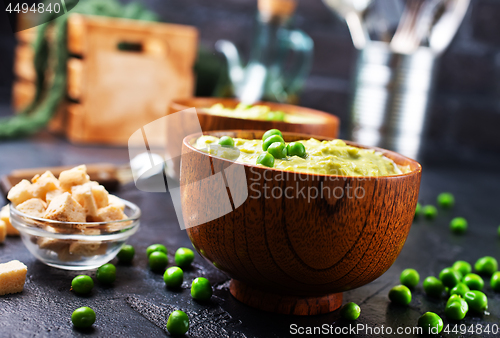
(400, 269, 419, 288)
(445, 295, 468, 321)
(96, 263, 116, 285)
(439, 267, 461, 288)
(286, 142, 306, 158)
(191, 277, 212, 302)
(490, 272, 500, 292)
(414, 202, 422, 218)
(71, 306, 96, 329)
(388, 285, 412, 305)
(452, 260, 472, 277)
(117, 244, 135, 264)
(423, 205, 437, 219)
(267, 142, 287, 159)
(450, 283, 470, 298)
(175, 247, 195, 268)
(497, 225, 500, 238)
(437, 192, 455, 209)
(418, 312, 443, 335)
(474, 256, 498, 276)
(166, 310, 189, 335)
(450, 217, 467, 234)
(423, 276, 444, 298)
(463, 273, 484, 291)
(146, 244, 167, 257)
(262, 129, 282, 142)
(164, 267, 184, 288)
(340, 302, 361, 320)
(218, 136, 235, 147)
(256, 152, 275, 168)
(149, 251, 168, 271)
(464, 290, 488, 313)
(71, 275, 94, 295)
(262, 134, 285, 151)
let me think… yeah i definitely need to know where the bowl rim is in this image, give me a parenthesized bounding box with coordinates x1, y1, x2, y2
(170, 97, 340, 126)
(182, 130, 422, 179)
(9, 197, 141, 227)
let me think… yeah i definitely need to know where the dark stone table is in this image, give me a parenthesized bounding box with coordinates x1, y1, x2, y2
(1, 131, 499, 338)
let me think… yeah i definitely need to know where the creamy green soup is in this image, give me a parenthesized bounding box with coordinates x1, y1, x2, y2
(194, 136, 406, 176)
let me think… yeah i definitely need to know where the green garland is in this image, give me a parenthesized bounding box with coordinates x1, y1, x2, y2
(0, 0, 158, 139)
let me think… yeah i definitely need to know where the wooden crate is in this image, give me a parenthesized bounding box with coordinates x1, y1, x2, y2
(12, 14, 198, 145)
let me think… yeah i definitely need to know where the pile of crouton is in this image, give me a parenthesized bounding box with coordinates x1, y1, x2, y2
(2, 165, 130, 261)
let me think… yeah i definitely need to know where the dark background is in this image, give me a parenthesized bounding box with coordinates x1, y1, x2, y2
(0, 0, 499, 155)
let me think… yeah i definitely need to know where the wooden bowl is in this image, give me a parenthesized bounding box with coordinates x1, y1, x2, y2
(169, 97, 340, 138)
(166, 98, 339, 180)
(180, 130, 422, 315)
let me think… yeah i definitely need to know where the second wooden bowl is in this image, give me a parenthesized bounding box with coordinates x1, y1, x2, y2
(180, 130, 422, 315)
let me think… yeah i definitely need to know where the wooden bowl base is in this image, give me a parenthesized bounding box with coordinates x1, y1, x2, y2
(229, 279, 343, 316)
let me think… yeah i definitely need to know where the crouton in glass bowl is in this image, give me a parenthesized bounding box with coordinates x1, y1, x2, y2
(6, 165, 141, 270)
(10, 199, 140, 270)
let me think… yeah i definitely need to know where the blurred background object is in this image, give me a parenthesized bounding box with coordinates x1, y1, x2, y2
(0, 0, 499, 163)
(216, 0, 313, 104)
(324, 0, 470, 158)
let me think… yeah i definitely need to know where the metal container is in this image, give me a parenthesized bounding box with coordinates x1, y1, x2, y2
(350, 41, 437, 159)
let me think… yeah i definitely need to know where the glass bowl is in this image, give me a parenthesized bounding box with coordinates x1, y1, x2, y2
(10, 199, 141, 270)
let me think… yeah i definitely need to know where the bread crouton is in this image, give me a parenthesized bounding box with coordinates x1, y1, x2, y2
(71, 185, 98, 217)
(58, 166, 90, 191)
(93, 205, 127, 222)
(69, 241, 106, 257)
(7, 180, 34, 206)
(0, 205, 19, 236)
(108, 195, 125, 211)
(0, 220, 6, 243)
(45, 189, 64, 205)
(90, 185, 109, 208)
(16, 198, 47, 218)
(29, 171, 59, 200)
(44, 192, 86, 222)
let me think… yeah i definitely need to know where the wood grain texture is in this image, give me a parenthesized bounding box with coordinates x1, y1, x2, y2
(181, 130, 422, 315)
(64, 14, 198, 145)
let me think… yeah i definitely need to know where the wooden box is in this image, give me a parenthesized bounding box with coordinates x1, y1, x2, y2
(12, 14, 198, 146)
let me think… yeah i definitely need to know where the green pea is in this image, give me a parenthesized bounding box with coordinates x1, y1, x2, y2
(71, 306, 96, 329)
(463, 273, 484, 290)
(423, 205, 437, 219)
(490, 272, 500, 292)
(418, 312, 443, 335)
(117, 244, 135, 264)
(464, 290, 488, 313)
(423, 276, 444, 298)
(414, 202, 422, 218)
(146, 244, 167, 257)
(166, 310, 189, 335)
(400, 269, 419, 288)
(262, 129, 282, 142)
(164, 267, 184, 288)
(256, 153, 275, 168)
(175, 247, 195, 268)
(218, 136, 234, 147)
(286, 142, 306, 158)
(445, 296, 468, 321)
(450, 283, 470, 298)
(439, 267, 462, 288)
(437, 192, 455, 209)
(267, 142, 287, 159)
(450, 217, 467, 234)
(71, 275, 94, 295)
(149, 251, 168, 271)
(474, 256, 498, 276)
(96, 263, 116, 285)
(262, 135, 285, 151)
(388, 285, 412, 305)
(340, 302, 360, 320)
(497, 225, 500, 238)
(452, 260, 472, 277)
(191, 277, 212, 302)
